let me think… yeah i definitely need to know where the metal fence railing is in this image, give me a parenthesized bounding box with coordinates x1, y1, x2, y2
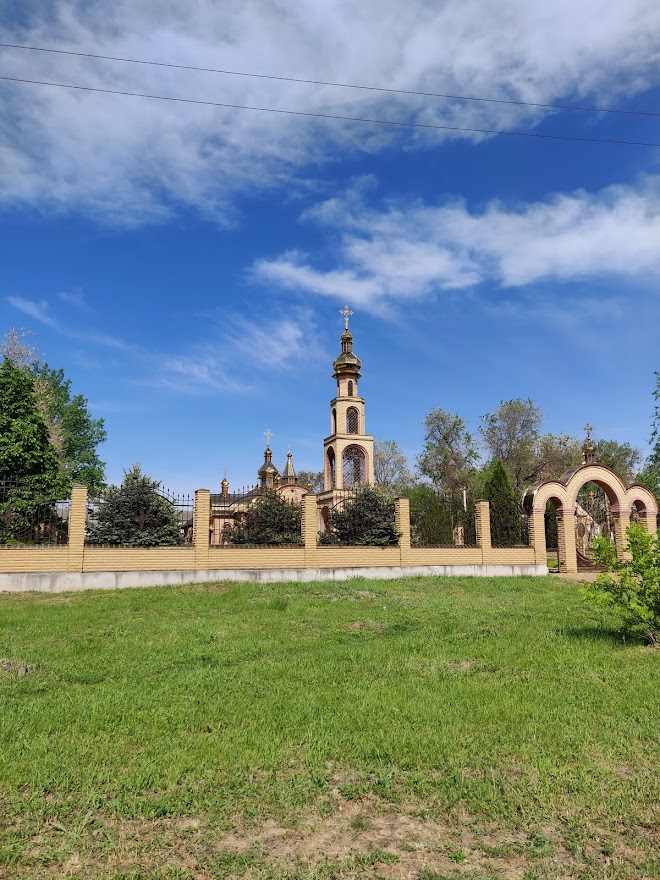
(0, 480, 70, 547)
(210, 485, 303, 547)
(85, 485, 194, 547)
(404, 488, 477, 548)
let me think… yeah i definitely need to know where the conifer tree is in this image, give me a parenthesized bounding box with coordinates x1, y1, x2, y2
(228, 491, 302, 546)
(321, 487, 399, 546)
(86, 465, 184, 546)
(483, 460, 522, 547)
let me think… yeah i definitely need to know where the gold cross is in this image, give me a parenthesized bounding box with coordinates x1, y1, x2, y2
(263, 428, 273, 448)
(339, 304, 354, 330)
(583, 423, 593, 439)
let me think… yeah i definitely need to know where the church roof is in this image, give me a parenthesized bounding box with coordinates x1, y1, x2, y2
(282, 451, 297, 480)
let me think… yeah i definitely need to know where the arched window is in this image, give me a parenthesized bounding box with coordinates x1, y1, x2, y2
(326, 448, 336, 488)
(342, 445, 366, 488)
(347, 380, 354, 397)
(332, 408, 337, 434)
(346, 406, 359, 434)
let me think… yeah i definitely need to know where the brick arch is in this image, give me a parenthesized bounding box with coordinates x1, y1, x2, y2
(524, 464, 658, 574)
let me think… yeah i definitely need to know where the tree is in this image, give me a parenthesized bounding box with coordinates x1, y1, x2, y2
(373, 439, 414, 495)
(536, 433, 583, 481)
(296, 470, 324, 493)
(86, 465, 185, 547)
(320, 487, 399, 546)
(32, 364, 107, 493)
(480, 399, 542, 494)
(482, 460, 521, 547)
(583, 523, 660, 645)
(0, 360, 70, 543)
(417, 409, 479, 494)
(228, 491, 303, 545)
(638, 373, 660, 497)
(596, 439, 642, 484)
(2, 329, 106, 491)
(0, 360, 68, 494)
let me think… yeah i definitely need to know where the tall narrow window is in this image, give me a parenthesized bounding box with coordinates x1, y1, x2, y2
(327, 448, 336, 489)
(342, 445, 366, 488)
(332, 408, 337, 434)
(346, 407, 359, 434)
(347, 380, 354, 397)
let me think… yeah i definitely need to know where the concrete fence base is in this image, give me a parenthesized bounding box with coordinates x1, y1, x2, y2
(0, 563, 548, 593)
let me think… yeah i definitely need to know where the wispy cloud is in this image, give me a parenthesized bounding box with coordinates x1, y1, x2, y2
(58, 288, 88, 309)
(253, 175, 660, 309)
(0, 0, 658, 224)
(6, 295, 131, 349)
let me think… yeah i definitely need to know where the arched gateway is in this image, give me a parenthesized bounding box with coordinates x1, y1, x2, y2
(523, 429, 658, 574)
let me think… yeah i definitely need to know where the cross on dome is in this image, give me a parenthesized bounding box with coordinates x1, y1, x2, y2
(263, 428, 273, 449)
(339, 304, 354, 331)
(583, 423, 593, 439)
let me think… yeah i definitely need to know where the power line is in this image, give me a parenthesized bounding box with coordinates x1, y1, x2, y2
(2, 75, 659, 148)
(1, 41, 659, 119)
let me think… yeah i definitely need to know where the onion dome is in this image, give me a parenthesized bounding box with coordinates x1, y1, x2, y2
(258, 447, 280, 488)
(582, 423, 597, 465)
(332, 329, 362, 379)
(220, 476, 229, 497)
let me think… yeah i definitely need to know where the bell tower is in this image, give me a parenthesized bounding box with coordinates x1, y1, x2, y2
(321, 306, 374, 494)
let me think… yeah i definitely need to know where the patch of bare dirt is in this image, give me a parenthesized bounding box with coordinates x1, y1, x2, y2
(3, 799, 657, 880)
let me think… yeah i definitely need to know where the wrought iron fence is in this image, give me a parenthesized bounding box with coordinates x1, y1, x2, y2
(85, 485, 194, 547)
(318, 486, 399, 546)
(0, 480, 70, 546)
(210, 485, 303, 547)
(404, 487, 477, 548)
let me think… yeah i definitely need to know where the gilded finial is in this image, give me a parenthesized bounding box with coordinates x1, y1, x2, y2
(339, 304, 354, 331)
(583, 423, 593, 440)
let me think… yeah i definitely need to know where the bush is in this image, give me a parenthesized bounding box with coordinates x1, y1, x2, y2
(228, 491, 302, 546)
(320, 487, 399, 546)
(583, 523, 660, 644)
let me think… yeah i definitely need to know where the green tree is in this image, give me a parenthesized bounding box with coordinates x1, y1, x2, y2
(482, 460, 522, 547)
(296, 470, 324, 493)
(0, 359, 70, 543)
(228, 492, 303, 546)
(33, 364, 106, 493)
(0, 360, 68, 493)
(596, 439, 642, 484)
(373, 439, 414, 495)
(320, 487, 399, 546)
(417, 409, 479, 493)
(86, 465, 185, 547)
(584, 523, 660, 644)
(2, 329, 106, 491)
(480, 399, 542, 494)
(638, 372, 660, 497)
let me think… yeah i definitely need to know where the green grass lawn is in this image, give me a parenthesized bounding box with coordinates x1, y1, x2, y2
(0, 576, 658, 880)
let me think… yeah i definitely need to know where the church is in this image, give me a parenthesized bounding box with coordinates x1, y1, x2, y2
(209, 306, 374, 543)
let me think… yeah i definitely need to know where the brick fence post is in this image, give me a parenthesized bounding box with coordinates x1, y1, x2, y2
(194, 489, 211, 571)
(395, 496, 411, 565)
(67, 484, 87, 573)
(303, 493, 318, 553)
(475, 500, 491, 558)
(529, 507, 547, 566)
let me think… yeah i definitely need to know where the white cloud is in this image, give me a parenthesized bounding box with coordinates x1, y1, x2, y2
(253, 175, 660, 307)
(0, 0, 659, 223)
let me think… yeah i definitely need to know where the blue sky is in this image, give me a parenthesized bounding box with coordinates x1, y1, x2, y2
(1, 0, 659, 493)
